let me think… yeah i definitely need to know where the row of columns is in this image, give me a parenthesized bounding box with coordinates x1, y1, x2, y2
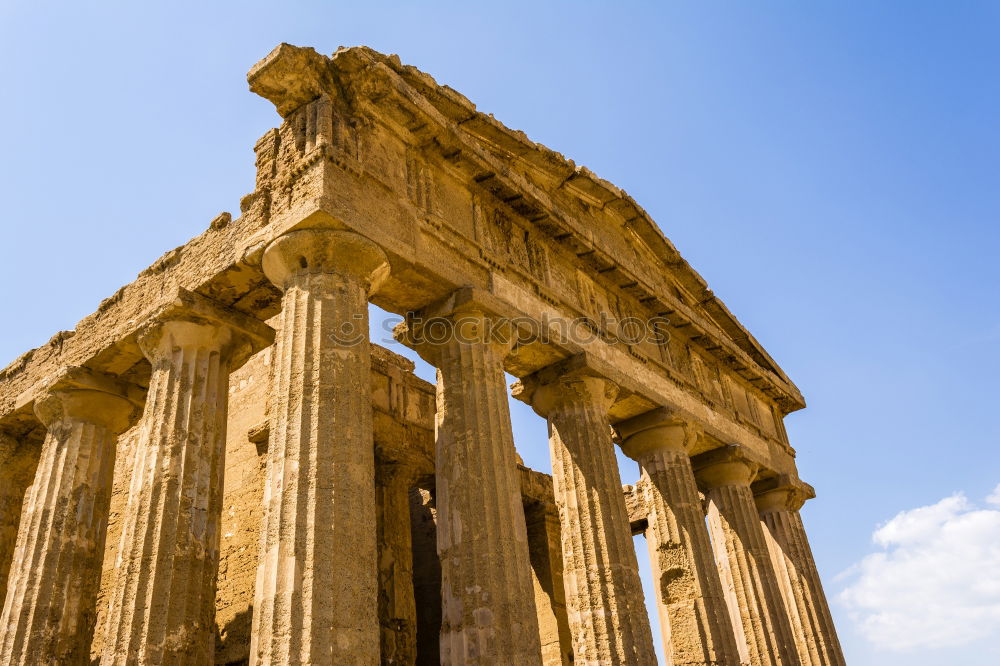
(0, 291, 273, 664)
(0, 225, 842, 665)
(619, 420, 847, 666)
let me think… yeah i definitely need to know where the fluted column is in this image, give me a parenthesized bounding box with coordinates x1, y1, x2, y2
(0, 432, 40, 599)
(756, 480, 845, 666)
(250, 228, 388, 666)
(0, 367, 137, 665)
(397, 301, 543, 665)
(695, 447, 800, 666)
(102, 291, 273, 665)
(520, 370, 656, 666)
(376, 462, 418, 665)
(618, 410, 742, 666)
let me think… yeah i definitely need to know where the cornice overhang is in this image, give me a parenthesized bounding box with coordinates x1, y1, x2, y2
(255, 44, 805, 413)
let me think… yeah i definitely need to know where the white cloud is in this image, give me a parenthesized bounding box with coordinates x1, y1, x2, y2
(838, 487, 1000, 651)
(986, 483, 1000, 507)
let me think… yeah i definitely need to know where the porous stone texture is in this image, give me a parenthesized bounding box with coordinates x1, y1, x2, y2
(697, 451, 801, 666)
(0, 43, 845, 666)
(756, 484, 846, 666)
(102, 298, 273, 665)
(618, 411, 742, 666)
(523, 498, 573, 666)
(0, 369, 136, 665)
(530, 374, 657, 666)
(400, 307, 543, 665)
(214, 348, 273, 665)
(376, 463, 419, 664)
(250, 228, 388, 665)
(0, 433, 39, 599)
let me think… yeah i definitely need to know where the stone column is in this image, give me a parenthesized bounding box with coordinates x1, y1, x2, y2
(695, 447, 800, 666)
(519, 370, 657, 666)
(0, 432, 40, 599)
(250, 228, 388, 666)
(755, 479, 845, 666)
(376, 462, 418, 665)
(397, 300, 543, 665)
(617, 410, 742, 666)
(0, 367, 137, 665)
(102, 290, 273, 665)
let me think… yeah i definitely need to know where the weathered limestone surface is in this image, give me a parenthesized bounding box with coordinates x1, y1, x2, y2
(212, 340, 437, 665)
(0, 43, 845, 666)
(102, 293, 273, 665)
(214, 347, 273, 664)
(376, 462, 419, 665)
(0, 368, 137, 665)
(0, 433, 39, 598)
(91, 426, 141, 661)
(520, 372, 656, 666)
(756, 482, 846, 666)
(398, 301, 543, 665)
(618, 410, 742, 666)
(250, 228, 388, 665)
(524, 497, 574, 666)
(697, 449, 801, 666)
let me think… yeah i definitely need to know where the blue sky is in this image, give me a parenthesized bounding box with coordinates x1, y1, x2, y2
(1, 2, 998, 664)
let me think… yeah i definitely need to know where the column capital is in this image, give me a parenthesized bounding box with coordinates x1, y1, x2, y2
(32, 366, 140, 435)
(692, 444, 760, 490)
(616, 407, 699, 461)
(136, 288, 275, 369)
(753, 474, 816, 513)
(511, 353, 619, 419)
(393, 286, 524, 365)
(262, 227, 389, 293)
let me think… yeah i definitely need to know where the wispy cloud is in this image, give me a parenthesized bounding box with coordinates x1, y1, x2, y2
(838, 485, 1000, 651)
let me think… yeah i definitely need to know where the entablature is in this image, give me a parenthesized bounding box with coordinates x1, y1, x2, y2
(0, 43, 804, 479)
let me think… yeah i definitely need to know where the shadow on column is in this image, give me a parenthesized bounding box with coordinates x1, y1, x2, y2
(410, 485, 441, 666)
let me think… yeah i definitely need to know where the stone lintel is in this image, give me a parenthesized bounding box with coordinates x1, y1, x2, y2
(248, 43, 334, 118)
(413, 285, 522, 323)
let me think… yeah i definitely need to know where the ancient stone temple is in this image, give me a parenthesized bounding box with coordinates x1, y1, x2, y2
(0, 44, 845, 665)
